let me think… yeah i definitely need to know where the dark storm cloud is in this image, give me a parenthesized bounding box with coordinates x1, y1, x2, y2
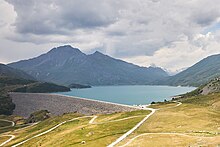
(7, 0, 119, 35)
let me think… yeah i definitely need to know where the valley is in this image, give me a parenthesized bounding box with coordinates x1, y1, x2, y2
(0, 45, 220, 146)
(0, 92, 219, 146)
(1, 1, 220, 146)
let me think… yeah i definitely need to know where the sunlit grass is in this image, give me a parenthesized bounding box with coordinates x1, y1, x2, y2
(4, 110, 150, 147)
(118, 93, 220, 146)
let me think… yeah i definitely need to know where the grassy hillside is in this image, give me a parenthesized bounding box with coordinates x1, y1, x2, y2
(0, 63, 34, 80)
(13, 82, 70, 93)
(162, 54, 220, 86)
(118, 93, 220, 146)
(180, 77, 220, 98)
(1, 110, 150, 146)
(0, 76, 34, 87)
(0, 92, 219, 146)
(0, 76, 70, 115)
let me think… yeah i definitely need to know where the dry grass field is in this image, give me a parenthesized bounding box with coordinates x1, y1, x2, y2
(117, 93, 220, 147)
(0, 110, 150, 147)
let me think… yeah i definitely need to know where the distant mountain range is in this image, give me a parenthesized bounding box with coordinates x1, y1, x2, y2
(160, 54, 220, 86)
(6, 45, 220, 87)
(8, 45, 168, 86)
(165, 67, 188, 76)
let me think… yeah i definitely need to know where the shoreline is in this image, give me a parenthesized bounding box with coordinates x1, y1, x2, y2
(57, 85, 196, 106)
(51, 93, 141, 109)
(56, 93, 152, 109)
(10, 93, 139, 117)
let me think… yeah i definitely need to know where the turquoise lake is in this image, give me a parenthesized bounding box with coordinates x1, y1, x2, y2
(57, 85, 196, 105)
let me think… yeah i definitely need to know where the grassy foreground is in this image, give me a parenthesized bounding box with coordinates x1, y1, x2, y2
(117, 93, 220, 146)
(0, 93, 219, 146)
(0, 110, 150, 147)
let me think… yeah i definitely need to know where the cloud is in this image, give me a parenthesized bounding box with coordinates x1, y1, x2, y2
(6, 0, 120, 35)
(1, 0, 220, 71)
(123, 33, 220, 72)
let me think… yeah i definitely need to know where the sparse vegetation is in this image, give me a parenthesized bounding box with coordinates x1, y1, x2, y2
(117, 92, 220, 146)
(26, 110, 50, 123)
(3, 110, 150, 146)
(180, 77, 220, 98)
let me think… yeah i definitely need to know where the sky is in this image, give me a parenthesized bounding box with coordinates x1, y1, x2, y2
(0, 0, 220, 73)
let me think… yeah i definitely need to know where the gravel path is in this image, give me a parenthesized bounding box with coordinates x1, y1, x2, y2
(12, 116, 94, 147)
(107, 102, 182, 147)
(0, 135, 15, 147)
(10, 93, 138, 118)
(0, 119, 15, 127)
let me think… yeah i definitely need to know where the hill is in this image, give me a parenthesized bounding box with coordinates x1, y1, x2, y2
(13, 82, 70, 93)
(180, 77, 220, 98)
(0, 76, 70, 93)
(1, 90, 219, 146)
(0, 76, 70, 115)
(162, 54, 220, 86)
(68, 83, 91, 89)
(8, 45, 168, 86)
(0, 63, 34, 80)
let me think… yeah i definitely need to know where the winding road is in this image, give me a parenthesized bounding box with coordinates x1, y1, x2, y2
(0, 135, 15, 147)
(107, 107, 156, 147)
(119, 132, 210, 147)
(11, 116, 95, 147)
(0, 119, 15, 127)
(0, 101, 182, 147)
(108, 101, 182, 147)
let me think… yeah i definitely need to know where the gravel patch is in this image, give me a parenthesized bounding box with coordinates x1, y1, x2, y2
(10, 93, 138, 117)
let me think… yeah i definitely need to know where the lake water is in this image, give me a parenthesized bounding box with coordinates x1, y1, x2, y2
(57, 85, 196, 105)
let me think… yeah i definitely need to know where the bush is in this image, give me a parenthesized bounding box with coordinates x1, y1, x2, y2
(0, 92, 15, 115)
(26, 110, 50, 123)
(151, 101, 156, 104)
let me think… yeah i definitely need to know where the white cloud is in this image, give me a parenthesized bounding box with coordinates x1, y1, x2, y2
(0, 0, 220, 71)
(123, 33, 220, 72)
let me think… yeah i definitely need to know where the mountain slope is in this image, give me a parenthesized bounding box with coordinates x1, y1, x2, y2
(0, 63, 34, 80)
(8, 45, 168, 85)
(180, 77, 220, 98)
(164, 54, 220, 86)
(0, 76, 70, 115)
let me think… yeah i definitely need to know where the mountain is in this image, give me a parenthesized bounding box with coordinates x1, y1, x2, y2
(163, 54, 220, 86)
(179, 77, 220, 98)
(0, 63, 34, 80)
(0, 76, 70, 115)
(164, 67, 188, 76)
(8, 45, 168, 86)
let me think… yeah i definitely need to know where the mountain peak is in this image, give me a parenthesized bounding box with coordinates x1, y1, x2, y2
(89, 51, 108, 58)
(93, 51, 104, 55)
(49, 45, 82, 54)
